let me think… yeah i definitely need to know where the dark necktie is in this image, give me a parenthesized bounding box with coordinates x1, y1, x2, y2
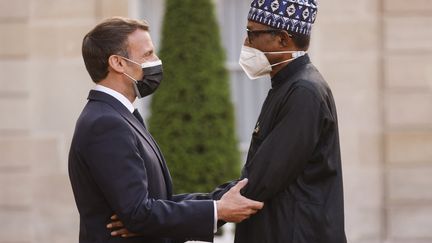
(133, 109, 145, 127)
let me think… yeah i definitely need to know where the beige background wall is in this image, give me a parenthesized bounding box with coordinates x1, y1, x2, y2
(314, 1, 383, 242)
(0, 0, 431, 243)
(383, 0, 432, 242)
(0, 1, 128, 242)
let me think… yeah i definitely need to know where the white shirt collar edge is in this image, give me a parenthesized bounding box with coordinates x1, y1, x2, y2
(93, 84, 135, 113)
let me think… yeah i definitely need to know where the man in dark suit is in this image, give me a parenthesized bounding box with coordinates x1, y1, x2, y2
(68, 17, 263, 243)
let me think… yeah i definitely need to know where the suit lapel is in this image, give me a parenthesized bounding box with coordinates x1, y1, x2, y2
(87, 90, 172, 195)
(145, 133, 173, 196)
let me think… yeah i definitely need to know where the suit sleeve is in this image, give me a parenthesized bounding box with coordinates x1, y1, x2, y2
(81, 114, 214, 240)
(241, 86, 323, 202)
(171, 180, 239, 230)
(172, 180, 238, 202)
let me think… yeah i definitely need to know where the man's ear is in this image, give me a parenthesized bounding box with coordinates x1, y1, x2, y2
(279, 31, 292, 48)
(108, 55, 126, 73)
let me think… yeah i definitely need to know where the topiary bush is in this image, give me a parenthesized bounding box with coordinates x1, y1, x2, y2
(149, 0, 240, 193)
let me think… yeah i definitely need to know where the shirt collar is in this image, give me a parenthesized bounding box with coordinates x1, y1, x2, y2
(93, 84, 135, 113)
(271, 54, 311, 89)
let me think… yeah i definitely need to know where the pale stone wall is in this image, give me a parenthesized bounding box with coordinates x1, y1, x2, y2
(0, 0, 128, 242)
(0, 0, 431, 243)
(315, 1, 432, 243)
(383, 0, 432, 243)
(312, 1, 383, 242)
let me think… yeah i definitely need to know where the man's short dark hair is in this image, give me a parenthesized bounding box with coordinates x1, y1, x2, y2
(82, 17, 149, 83)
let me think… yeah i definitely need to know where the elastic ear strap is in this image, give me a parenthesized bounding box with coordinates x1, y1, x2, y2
(270, 51, 307, 67)
(264, 50, 301, 54)
(123, 72, 138, 82)
(120, 56, 141, 66)
(270, 58, 295, 67)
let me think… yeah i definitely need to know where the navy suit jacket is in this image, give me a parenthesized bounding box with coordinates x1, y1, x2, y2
(68, 90, 214, 243)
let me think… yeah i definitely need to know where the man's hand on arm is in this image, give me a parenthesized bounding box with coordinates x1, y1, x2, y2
(216, 178, 264, 223)
(107, 178, 264, 238)
(107, 214, 140, 238)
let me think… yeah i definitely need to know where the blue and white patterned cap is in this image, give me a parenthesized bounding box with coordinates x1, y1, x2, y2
(248, 0, 318, 36)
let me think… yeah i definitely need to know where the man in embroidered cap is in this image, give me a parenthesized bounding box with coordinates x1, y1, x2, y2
(229, 0, 347, 242)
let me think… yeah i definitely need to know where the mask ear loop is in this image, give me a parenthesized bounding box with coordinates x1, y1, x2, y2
(119, 56, 141, 66)
(122, 72, 144, 99)
(119, 56, 141, 83)
(263, 50, 307, 55)
(266, 51, 307, 67)
(123, 72, 138, 82)
(270, 58, 295, 67)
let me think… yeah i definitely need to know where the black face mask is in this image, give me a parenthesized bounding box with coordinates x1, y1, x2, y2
(133, 61, 163, 98)
(121, 57, 163, 98)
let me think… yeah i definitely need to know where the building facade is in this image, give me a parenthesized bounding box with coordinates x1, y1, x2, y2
(0, 0, 431, 242)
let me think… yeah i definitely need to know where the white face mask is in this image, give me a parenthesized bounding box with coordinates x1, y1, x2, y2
(238, 45, 307, 80)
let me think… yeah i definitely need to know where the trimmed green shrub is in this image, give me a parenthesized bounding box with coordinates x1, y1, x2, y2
(149, 0, 240, 193)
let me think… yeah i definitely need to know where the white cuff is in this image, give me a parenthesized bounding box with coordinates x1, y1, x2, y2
(213, 201, 218, 233)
